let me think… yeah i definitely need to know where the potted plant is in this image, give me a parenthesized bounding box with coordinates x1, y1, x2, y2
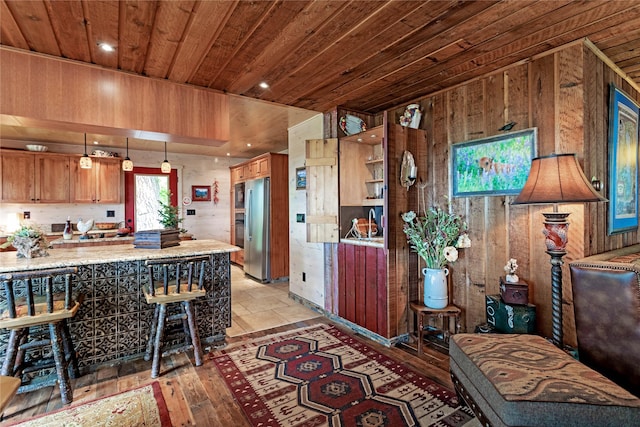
(157, 199, 191, 239)
(1, 225, 49, 258)
(401, 202, 471, 308)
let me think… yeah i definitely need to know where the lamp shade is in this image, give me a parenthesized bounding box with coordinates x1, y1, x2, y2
(512, 153, 606, 205)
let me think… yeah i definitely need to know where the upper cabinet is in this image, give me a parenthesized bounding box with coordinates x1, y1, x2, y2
(70, 157, 122, 204)
(0, 150, 70, 203)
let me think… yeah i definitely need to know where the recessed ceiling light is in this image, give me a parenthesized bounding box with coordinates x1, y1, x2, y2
(99, 43, 115, 52)
(247, 143, 252, 147)
(226, 153, 230, 156)
(259, 82, 269, 89)
(93, 140, 100, 145)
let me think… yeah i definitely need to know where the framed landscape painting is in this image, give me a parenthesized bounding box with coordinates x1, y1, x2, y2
(451, 128, 537, 197)
(608, 83, 639, 234)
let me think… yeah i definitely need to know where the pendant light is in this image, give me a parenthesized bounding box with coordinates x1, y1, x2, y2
(161, 141, 171, 173)
(122, 137, 133, 171)
(79, 133, 92, 169)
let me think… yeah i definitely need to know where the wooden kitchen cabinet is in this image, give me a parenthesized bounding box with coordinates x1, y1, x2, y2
(0, 149, 70, 203)
(338, 243, 387, 336)
(70, 156, 122, 203)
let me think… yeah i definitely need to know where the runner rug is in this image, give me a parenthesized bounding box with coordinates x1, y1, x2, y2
(211, 324, 477, 427)
(7, 381, 171, 427)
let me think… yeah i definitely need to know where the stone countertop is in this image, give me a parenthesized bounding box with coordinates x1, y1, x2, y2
(0, 239, 240, 273)
(49, 235, 134, 246)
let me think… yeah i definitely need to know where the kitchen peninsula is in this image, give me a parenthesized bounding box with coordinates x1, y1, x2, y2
(0, 240, 238, 370)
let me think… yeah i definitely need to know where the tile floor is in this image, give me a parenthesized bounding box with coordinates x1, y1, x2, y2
(226, 264, 321, 336)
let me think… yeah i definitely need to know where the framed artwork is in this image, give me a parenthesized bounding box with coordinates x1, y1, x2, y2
(608, 83, 639, 234)
(451, 128, 537, 197)
(192, 185, 211, 202)
(296, 167, 307, 190)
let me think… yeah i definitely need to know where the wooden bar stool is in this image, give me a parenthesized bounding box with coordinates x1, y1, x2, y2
(0, 267, 81, 405)
(143, 255, 209, 378)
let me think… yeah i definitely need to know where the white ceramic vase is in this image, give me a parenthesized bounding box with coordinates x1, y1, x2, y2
(422, 267, 449, 309)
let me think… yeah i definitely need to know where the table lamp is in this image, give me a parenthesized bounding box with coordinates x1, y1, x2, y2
(512, 153, 606, 347)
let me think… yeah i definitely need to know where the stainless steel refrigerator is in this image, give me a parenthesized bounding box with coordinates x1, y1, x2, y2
(244, 177, 271, 281)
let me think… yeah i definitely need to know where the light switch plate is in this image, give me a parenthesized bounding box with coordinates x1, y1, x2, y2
(296, 213, 305, 223)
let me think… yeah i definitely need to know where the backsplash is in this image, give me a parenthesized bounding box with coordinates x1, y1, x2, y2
(0, 203, 123, 235)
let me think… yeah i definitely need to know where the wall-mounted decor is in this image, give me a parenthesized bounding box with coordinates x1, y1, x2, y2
(608, 83, 639, 234)
(451, 128, 537, 197)
(296, 167, 307, 190)
(192, 185, 211, 202)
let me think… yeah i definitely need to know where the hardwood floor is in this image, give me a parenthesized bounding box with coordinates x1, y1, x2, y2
(1, 274, 453, 425)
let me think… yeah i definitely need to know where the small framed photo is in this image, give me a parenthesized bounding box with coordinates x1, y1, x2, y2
(608, 83, 639, 235)
(451, 128, 537, 197)
(296, 167, 307, 190)
(192, 185, 211, 202)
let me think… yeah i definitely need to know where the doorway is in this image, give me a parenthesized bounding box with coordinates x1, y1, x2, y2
(124, 167, 178, 232)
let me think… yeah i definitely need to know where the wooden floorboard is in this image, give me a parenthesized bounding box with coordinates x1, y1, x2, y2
(1, 317, 452, 425)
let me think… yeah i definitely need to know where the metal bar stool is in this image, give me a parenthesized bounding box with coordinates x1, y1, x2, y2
(0, 267, 81, 405)
(143, 255, 209, 378)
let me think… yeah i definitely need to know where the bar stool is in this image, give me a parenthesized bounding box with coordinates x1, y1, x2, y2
(0, 267, 81, 405)
(143, 255, 209, 378)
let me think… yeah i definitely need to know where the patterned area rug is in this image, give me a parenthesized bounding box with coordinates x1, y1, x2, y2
(212, 324, 478, 427)
(8, 382, 171, 426)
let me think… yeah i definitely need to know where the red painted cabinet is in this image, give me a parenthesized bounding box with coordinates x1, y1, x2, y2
(338, 243, 387, 337)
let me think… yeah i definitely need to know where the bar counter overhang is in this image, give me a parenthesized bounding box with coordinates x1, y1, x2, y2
(0, 240, 239, 370)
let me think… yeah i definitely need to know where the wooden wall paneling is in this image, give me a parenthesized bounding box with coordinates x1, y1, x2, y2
(345, 244, 356, 324)
(505, 64, 532, 281)
(364, 246, 378, 334)
(269, 153, 290, 280)
(355, 245, 367, 328)
(448, 86, 480, 330)
(386, 124, 405, 339)
(583, 47, 606, 255)
(339, 142, 370, 205)
(528, 51, 557, 338)
(557, 46, 587, 346)
(377, 248, 388, 336)
(337, 243, 347, 318)
(0, 48, 229, 146)
(305, 138, 339, 242)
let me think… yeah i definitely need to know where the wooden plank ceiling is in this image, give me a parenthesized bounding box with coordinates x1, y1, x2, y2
(1, 0, 640, 157)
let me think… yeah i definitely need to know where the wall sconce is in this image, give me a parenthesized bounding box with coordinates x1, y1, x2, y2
(161, 141, 171, 173)
(79, 133, 92, 169)
(122, 137, 133, 172)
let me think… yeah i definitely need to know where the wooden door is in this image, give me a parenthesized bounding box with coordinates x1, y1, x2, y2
(1, 151, 35, 202)
(305, 138, 339, 243)
(70, 157, 96, 203)
(36, 154, 70, 203)
(95, 158, 122, 203)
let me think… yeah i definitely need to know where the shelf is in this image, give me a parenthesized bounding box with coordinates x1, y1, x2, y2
(363, 198, 384, 206)
(340, 125, 383, 145)
(365, 179, 384, 184)
(365, 158, 384, 165)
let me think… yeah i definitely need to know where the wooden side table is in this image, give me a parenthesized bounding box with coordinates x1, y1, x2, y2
(410, 301, 461, 355)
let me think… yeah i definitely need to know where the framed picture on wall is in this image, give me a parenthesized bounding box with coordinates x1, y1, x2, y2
(451, 128, 537, 197)
(192, 185, 211, 202)
(296, 167, 307, 190)
(608, 83, 639, 235)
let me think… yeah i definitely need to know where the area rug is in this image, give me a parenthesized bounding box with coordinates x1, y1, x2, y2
(8, 381, 171, 426)
(211, 324, 477, 427)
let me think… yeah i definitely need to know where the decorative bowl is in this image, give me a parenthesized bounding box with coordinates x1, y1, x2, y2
(26, 144, 48, 152)
(94, 222, 118, 230)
